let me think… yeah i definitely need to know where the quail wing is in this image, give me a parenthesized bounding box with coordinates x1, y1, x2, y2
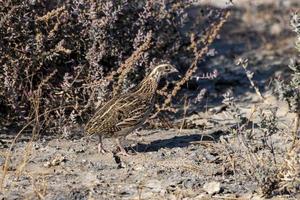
(85, 93, 154, 136)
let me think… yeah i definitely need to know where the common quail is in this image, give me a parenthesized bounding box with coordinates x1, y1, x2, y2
(85, 64, 178, 155)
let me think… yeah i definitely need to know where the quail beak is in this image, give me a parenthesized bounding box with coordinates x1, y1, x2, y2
(166, 64, 177, 73)
(169, 65, 181, 78)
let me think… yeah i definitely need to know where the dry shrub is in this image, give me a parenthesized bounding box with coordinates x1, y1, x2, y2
(0, 0, 225, 135)
(215, 12, 300, 197)
(277, 140, 300, 194)
(154, 11, 230, 117)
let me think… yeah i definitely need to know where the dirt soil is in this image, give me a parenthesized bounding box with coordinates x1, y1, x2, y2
(1, 1, 300, 199)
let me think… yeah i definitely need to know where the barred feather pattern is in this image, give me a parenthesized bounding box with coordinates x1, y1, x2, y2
(84, 77, 157, 138)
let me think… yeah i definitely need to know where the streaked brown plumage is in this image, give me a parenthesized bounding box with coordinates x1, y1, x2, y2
(85, 64, 178, 155)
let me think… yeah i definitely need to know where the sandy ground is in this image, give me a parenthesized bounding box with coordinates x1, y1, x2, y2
(1, 1, 300, 199)
(0, 97, 297, 199)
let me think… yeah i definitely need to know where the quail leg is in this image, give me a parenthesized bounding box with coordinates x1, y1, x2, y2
(115, 138, 138, 156)
(115, 138, 131, 156)
(98, 135, 108, 154)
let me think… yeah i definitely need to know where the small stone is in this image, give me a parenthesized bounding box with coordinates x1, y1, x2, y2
(44, 154, 66, 168)
(118, 184, 136, 197)
(133, 164, 144, 171)
(159, 189, 166, 196)
(51, 155, 66, 166)
(33, 143, 40, 150)
(203, 152, 216, 162)
(270, 23, 282, 36)
(44, 161, 51, 168)
(203, 181, 221, 195)
(145, 180, 162, 193)
(75, 148, 85, 153)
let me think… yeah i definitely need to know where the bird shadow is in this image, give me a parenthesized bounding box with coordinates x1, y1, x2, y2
(127, 130, 225, 153)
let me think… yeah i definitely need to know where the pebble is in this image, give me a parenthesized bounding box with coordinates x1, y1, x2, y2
(44, 154, 66, 167)
(203, 181, 221, 195)
(145, 179, 162, 193)
(133, 164, 144, 171)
